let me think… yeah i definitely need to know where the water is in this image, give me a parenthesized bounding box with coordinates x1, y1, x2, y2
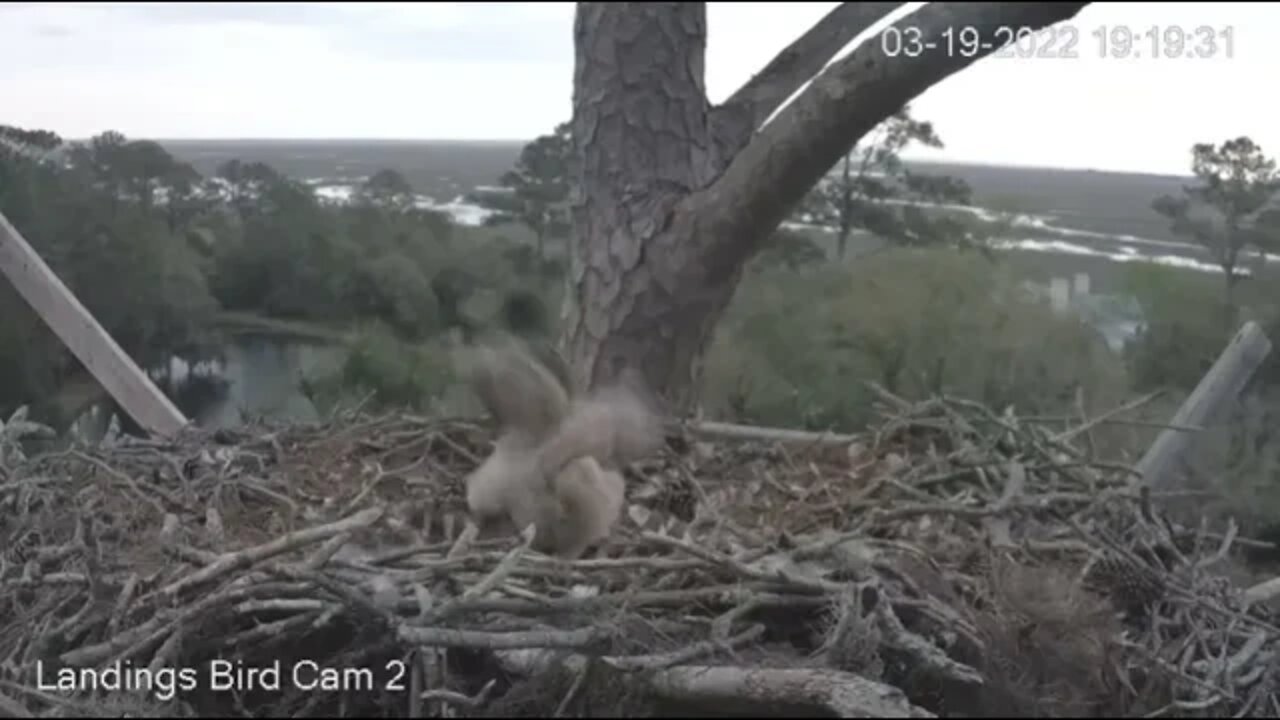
(69, 335, 347, 443)
(191, 336, 345, 428)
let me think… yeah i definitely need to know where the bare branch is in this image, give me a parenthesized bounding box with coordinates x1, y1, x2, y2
(645, 665, 936, 718)
(1245, 575, 1280, 606)
(711, 2, 904, 153)
(499, 651, 934, 718)
(692, 1, 1091, 264)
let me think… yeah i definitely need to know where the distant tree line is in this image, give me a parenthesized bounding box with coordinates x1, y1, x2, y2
(0, 105, 1006, 422)
(0, 125, 545, 416)
(6, 113, 1272, 436)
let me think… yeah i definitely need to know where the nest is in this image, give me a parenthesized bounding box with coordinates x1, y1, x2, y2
(1, 388, 1278, 717)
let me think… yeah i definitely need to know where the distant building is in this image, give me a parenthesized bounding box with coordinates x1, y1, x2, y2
(1021, 273, 1144, 353)
(1073, 272, 1090, 297)
(1049, 277, 1070, 313)
(1074, 292, 1144, 353)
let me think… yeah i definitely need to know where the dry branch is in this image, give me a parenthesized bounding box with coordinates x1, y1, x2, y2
(1243, 576, 1280, 606)
(680, 418, 856, 446)
(645, 665, 934, 718)
(0, 392, 1276, 717)
(157, 505, 384, 598)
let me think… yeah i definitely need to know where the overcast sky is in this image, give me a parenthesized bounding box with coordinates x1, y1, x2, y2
(1, 2, 1275, 175)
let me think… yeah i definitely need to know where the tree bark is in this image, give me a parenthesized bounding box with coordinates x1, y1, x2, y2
(564, 1, 1091, 412)
(563, 2, 720, 410)
(534, 227, 546, 276)
(838, 152, 854, 261)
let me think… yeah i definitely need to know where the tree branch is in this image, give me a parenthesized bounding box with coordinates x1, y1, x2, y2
(710, 2, 904, 154)
(692, 1, 1091, 268)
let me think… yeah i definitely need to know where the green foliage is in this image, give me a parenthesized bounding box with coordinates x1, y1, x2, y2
(500, 288, 555, 337)
(1152, 137, 1280, 311)
(0, 127, 220, 408)
(0, 123, 561, 424)
(793, 106, 983, 260)
(1119, 265, 1226, 391)
(754, 228, 829, 271)
(702, 248, 1128, 431)
(13, 117, 1280, 522)
(204, 160, 464, 338)
(469, 122, 571, 273)
(306, 323, 457, 414)
(350, 252, 440, 339)
(1119, 261, 1280, 395)
(355, 169, 417, 211)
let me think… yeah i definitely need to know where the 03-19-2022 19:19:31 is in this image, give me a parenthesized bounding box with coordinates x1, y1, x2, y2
(879, 24, 1235, 62)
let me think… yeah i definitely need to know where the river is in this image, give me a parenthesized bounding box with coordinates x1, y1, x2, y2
(69, 334, 348, 443)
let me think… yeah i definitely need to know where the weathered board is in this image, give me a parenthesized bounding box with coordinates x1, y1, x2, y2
(1136, 320, 1272, 492)
(0, 211, 188, 437)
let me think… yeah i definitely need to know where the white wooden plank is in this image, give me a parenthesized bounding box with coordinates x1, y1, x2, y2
(1136, 320, 1271, 492)
(0, 211, 188, 437)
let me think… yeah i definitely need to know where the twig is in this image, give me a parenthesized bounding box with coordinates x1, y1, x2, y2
(1242, 575, 1280, 607)
(1053, 390, 1166, 444)
(643, 665, 935, 718)
(70, 451, 171, 517)
(0, 689, 32, 718)
(675, 419, 857, 447)
(428, 529, 532, 622)
(604, 624, 766, 671)
(1195, 518, 1238, 570)
(421, 679, 497, 708)
(639, 531, 835, 593)
(447, 521, 480, 560)
(398, 625, 608, 650)
(554, 662, 592, 717)
(872, 591, 983, 686)
(156, 506, 383, 599)
(338, 462, 392, 517)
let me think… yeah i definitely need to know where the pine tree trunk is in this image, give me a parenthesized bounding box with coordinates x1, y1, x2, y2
(562, 3, 732, 411)
(837, 153, 854, 261)
(561, 1, 1091, 413)
(533, 227, 547, 284)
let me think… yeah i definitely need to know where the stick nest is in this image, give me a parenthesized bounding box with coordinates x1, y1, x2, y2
(0, 388, 1277, 718)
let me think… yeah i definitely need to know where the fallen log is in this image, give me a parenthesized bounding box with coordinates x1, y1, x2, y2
(497, 649, 934, 718)
(1135, 321, 1271, 493)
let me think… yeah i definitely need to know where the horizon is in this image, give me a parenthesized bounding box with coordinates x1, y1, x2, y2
(2, 2, 1276, 177)
(139, 137, 1197, 180)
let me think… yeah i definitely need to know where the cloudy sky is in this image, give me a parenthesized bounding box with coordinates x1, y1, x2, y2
(0, 1, 1275, 175)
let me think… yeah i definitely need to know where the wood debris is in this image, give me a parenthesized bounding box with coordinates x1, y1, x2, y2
(0, 389, 1276, 717)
